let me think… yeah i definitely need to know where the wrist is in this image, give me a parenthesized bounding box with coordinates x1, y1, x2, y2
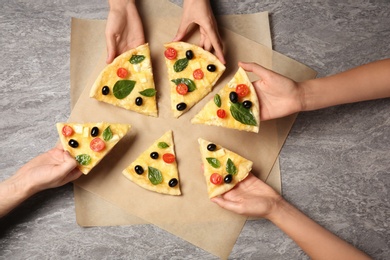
(297, 80, 310, 112)
(266, 196, 293, 223)
(8, 170, 38, 198)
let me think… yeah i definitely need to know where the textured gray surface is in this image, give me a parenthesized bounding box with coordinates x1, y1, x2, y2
(1, 0, 389, 259)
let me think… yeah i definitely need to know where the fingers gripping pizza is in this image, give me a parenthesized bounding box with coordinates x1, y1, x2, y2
(191, 67, 260, 133)
(198, 138, 252, 198)
(122, 131, 181, 195)
(89, 43, 158, 117)
(56, 122, 130, 175)
(164, 41, 226, 118)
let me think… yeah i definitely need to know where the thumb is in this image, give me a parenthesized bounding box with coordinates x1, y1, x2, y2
(238, 61, 273, 79)
(211, 197, 241, 214)
(172, 21, 190, 42)
(61, 150, 78, 173)
(106, 35, 117, 64)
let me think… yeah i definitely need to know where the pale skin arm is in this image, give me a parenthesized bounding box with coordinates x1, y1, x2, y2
(105, 0, 145, 64)
(173, 0, 225, 64)
(239, 59, 390, 120)
(212, 173, 372, 260)
(0, 144, 82, 218)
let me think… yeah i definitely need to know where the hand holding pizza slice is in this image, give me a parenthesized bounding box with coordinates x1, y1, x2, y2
(198, 138, 252, 198)
(56, 122, 130, 175)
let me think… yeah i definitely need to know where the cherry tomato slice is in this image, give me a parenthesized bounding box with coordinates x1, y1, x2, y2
(164, 47, 177, 60)
(90, 137, 106, 152)
(236, 84, 250, 97)
(193, 69, 204, 80)
(163, 153, 175, 163)
(217, 109, 226, 119)
(176, 83, 189, 95)
(117, 67, 129, 78)
(210, 173, 223, 185)
(62, 125, 74, 137)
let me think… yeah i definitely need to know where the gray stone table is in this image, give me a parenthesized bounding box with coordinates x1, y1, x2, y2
(1, 0, 389, 259)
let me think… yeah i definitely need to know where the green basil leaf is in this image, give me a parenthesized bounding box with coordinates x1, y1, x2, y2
(230, 102, 257, 126)
(173, 58, 189, 72)
(148, 166, 163, 185)
(129, 54, 145, 64)
(226, 158, 237, 175)
(171, 78, 196, 92)
(113, 80, 136, 99)
(214, 94, 221, 107)
(75, 154, 91, 166)
(103, 126, 113, 141)
(139, 88, 156, 97)
(206, 157, 221, 168)
(157, 142, 169, 149)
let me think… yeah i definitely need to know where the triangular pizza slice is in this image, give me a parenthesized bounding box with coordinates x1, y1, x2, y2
(164, 41, 226, 118)
(191, 67, 260, 133)
(122, 130, 181, 195)
(89, 43, 158, 117)
(56, 122, 130, 174)
(198, 138, 252, 198)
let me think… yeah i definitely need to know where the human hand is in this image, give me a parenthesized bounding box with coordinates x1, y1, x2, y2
(211, 173, 283, 219)
(14, 144, 82, 193)
(105, 0, 145, 64)
(173, 0, 225, 64)
(239, 62, 304, 120)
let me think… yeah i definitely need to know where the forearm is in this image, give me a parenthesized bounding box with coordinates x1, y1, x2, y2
(300, 58, 390, 111)
(268, 199, 371, 260)
(0, 174, 36, 218)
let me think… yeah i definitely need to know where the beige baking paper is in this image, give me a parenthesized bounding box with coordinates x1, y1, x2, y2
(68, 1, 316, 259)
(72, 9, 277, 227)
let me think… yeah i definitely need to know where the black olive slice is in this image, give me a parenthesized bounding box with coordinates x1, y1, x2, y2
(91, 126, 99, 137)
(176, 102, 187, 111)
(185, 50, 194, 60)
(68, 139, 79, 148)
(207, 143, 217, 151)
(102, 86, 110, 95)
(168, 178, 178, 187)
(134, 165, 144, 175)
(135, 97, 143, 106)
(224, 174, 233, 184)
(150, 152, 159, 159)
(229, 92, 238, 103)
(207, 64, 216, 72)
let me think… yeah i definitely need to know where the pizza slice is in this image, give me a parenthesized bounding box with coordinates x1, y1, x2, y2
(164, 41, 226, 118)
(198, 138, 252, 198)
(122, 130, 181, 195)
(191, 67, 260, 133)
(56, 122, 130, 175)
(89, 43, 158, 117)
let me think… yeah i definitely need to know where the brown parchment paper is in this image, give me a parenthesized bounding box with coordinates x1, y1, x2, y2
(71, 7, 278, 228)
(72, 13, 280, 227)
(69, 0, 317, 258)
